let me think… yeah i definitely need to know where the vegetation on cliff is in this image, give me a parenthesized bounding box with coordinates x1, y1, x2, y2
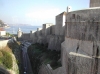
(0, 50, 12, 69)
(7, 41, 22, 74)
(0, 40, 22, 74)
(28, 43, 61, 74)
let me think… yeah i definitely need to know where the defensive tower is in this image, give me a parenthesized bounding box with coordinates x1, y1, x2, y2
(90, 0, 100, 7)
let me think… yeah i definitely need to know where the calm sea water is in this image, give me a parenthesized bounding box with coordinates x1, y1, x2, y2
(5, 25, 41, 34)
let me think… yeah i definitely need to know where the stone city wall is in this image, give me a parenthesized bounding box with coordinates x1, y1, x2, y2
(61, 37, 100, 74)
(19, 12, 66, 50)
(21, 33, 30, 40)
(90, 0, 100, 7)
(60, 7, 100, 74)
(66, 7, 100, 41)
(39, 64, 66, 74)
(55, 12, 66, 36)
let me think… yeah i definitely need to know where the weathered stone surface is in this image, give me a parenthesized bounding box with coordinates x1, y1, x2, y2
(69, 53, 93, 74)
(61, 37, 100, 74)
(79, 40, 93, 56)
(48, 35, 64, 51)
(90, 0, 100, 7)
(42, 23, 53, 36)
(97, 59, 100, 74)
(65, 7, 100, 41)
(39, 64, 66, 74)
(55, 12, 66, 36)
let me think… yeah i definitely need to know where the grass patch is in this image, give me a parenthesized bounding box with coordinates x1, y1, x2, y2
(0, 50, 13, 69)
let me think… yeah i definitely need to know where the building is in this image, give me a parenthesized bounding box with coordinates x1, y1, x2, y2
(17, 28, 22, 38)
(0, 28, 6, 36)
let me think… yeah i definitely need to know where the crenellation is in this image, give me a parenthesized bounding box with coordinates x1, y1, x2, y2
(42, 23, 53, 36)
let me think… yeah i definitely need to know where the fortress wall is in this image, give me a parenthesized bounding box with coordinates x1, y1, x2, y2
(37, 28, 42, 37)
(30, 30, 35, 39)
(90, 0, 100, 7)
(66, 8, 100, 22)
(22, 33, 30, 40)
(61, 37, 100, 74)
(55, 13, 63, 35)
(30, 31, 38, 43)
(66, 22, 100, 41)
(42, 23, 53, 36)
(51, 25, 55, 35)
(19, 12, 65, 51)
(65, 8, 100, 41)
(32, 31, 38, 43)
(55, 12, 66, 36)
(48, 35, 64, 51)
(60, 26, 65, 36)
(39, 64, 66, 74)
(60, 8, 100, 74)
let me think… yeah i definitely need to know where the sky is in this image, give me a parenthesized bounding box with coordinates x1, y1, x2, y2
(0, 0, 90, 26)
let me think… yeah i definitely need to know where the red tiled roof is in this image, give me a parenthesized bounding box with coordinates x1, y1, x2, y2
(0, 28, 5, 31)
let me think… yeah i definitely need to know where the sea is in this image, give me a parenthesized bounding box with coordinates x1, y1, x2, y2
(5, 25, 42, 34)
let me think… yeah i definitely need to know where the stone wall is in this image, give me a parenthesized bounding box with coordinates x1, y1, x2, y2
(60, 7, 100, 74)
(65, 7, 100, 41)
(61, 37, 100, 74)
(90, 0, 100, 7)
(21, 33, 30, 40)
(48, 35, 64, 51)
(39, 64, 66, 74)
(66, 7, 100, 22)
(42, 23, 53, 36)
(55, 12, 66, 36)
(66, 22, 100, 41)
(18, 7, 100, 74)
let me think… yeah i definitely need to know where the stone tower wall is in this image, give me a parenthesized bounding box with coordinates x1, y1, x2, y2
(90, 0, 100, 7)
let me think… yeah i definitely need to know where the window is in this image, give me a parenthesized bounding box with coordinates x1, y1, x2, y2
(72, 14, 75, 19)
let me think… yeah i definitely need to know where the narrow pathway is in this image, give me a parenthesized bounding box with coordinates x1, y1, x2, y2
(21, 41, 33, 74)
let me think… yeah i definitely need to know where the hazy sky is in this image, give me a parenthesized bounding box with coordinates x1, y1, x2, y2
(0, 0, 89, 26)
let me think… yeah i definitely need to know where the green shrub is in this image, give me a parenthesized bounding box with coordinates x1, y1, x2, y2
(1, 50, 13, 69)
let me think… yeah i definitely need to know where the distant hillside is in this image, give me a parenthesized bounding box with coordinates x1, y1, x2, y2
(0, 20, 8, 27)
